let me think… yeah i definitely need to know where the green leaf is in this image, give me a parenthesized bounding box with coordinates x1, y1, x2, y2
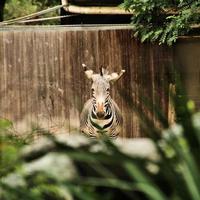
(0, 119, 13, 130)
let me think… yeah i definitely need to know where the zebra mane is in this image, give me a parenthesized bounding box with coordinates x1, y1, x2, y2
(99, 66, 108, 76)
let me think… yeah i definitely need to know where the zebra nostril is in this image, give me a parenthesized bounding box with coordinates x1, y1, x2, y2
(96, 112, 105, 119)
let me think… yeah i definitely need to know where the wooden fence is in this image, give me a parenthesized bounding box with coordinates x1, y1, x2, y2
(0, 26, 173, 137)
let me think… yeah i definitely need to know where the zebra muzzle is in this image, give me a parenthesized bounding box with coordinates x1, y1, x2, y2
(96, 111, 105, 119)
(96, 103, 105, 119)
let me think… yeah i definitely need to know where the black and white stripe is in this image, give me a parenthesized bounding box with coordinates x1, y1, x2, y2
(80, 98, 122, 138)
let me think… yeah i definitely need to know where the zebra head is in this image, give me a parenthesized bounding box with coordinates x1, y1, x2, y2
(83, 64, 125, 119)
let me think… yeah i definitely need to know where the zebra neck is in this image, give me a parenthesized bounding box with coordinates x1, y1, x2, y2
(89, 115, 114, 130)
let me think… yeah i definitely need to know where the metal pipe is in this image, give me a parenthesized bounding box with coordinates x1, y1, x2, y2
(61, 0, 132, 15)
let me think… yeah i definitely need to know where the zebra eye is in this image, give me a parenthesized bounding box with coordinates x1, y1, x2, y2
(106, 88, 110, 92)
(91, 88, 94, 92)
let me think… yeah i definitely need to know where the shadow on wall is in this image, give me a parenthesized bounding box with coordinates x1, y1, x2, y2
(175, 38, 200, 109)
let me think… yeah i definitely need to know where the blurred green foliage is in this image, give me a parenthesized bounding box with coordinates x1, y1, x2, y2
(0, 85, 200, 200)
(4, 0, 61, 24)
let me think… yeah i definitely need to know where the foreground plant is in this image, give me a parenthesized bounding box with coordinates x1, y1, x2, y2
(0, 89, 200, 200)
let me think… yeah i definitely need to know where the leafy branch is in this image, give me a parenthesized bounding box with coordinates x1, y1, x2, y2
(121, 0, 200, 45)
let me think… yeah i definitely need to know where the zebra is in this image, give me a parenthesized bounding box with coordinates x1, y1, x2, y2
(80, 65, 125, 138)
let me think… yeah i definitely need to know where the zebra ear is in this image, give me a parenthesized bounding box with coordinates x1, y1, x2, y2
(82, 64, 94, 79)
(85, 70, 94, 79)
(108, 70, 125, 82)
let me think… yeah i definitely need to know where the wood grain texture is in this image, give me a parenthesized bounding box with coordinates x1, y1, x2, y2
(0, 26, 173, 137)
